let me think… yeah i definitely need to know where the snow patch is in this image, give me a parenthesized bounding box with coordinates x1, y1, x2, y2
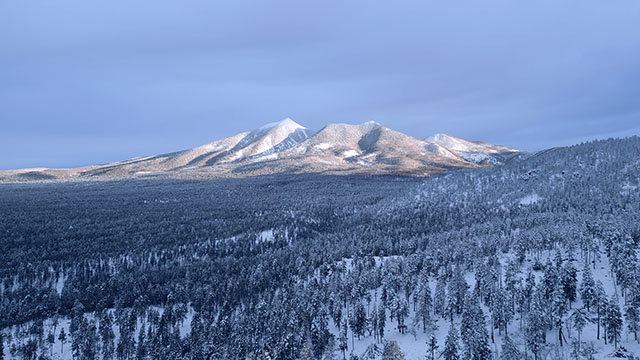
(256, 230, 274, 243)
(460, 152, 490, 163)
(204, 144, 225, 152)
(519, 193, 542, 205)
(314, 143, 333, 150)
(342, 150, 359, 158)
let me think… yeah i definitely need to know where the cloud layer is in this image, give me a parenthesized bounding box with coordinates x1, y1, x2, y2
(1, 0, 639, 168)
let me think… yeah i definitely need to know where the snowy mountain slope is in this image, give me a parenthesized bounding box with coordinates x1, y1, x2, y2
(272, 121, 473, 175)
(425, 133, 520, 165)
(0, 120, 521, 182)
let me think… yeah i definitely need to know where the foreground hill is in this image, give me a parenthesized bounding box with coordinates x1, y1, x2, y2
(0, 119, 519, 182)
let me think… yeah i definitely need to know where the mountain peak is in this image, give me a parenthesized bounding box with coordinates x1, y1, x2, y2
(0, 119, 522, 181)
(260, 118, 305, 131)
(357, 120, 381, 131)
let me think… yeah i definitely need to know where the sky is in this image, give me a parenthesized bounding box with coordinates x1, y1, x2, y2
(1, 0, 640, 169)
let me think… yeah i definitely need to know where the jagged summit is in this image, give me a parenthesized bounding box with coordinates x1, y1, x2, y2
(0, 120, 522, 182)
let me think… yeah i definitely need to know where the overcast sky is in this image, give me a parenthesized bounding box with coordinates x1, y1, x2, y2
(1, 0, 639, 169)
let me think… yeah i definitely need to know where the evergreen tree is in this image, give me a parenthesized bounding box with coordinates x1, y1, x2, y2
(595, 281, 607, 341)
(398, 298, 409, 334)
(571, 308, 589, 347)
(492, 287, 513, 336)
(189, 311, 204, 360)
(624, 284, 640, 342)
(99, 311, 115, 360)
(562, 259, 578, 307)
(448, 267, 468, 316)
(500, 335, 521, 360)
(426, 334, 438, 360)
(525, 290, 546, 360)
(371, 305, 379, 342)
(434, 276, 446, 318)
(580, 263, 596, 312)
(135, 327, 146, 360)
(381, 341, 404, 360)
(414, 276, 433, 332)
(47, 331, 55, 357)
(300, 342, 313, 360)
(311, 309, 331, 359)
(604, 295, 623, 348)
(460, 294, 491, 360)
(377, 306, 386, 341)
(338, 318, 348, 360)
(59, 328, 66, 354)
(75, 319, 99, 360)
(541, 259, 557, 300)
(441, 324, 460, 360)
(552, 283, 568, 347)
(350, 302, 367, 340)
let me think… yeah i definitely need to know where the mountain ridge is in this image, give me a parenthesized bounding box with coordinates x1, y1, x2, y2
(0, 119, 520, 182)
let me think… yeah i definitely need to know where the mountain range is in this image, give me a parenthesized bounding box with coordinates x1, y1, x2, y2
(0, 119, 521, 182)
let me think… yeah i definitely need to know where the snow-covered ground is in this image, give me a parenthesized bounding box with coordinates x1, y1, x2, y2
(329, 246, 639, 360)
(3, 245, 638, 360)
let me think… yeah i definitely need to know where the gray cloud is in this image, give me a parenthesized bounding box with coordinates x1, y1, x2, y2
(1, 0, 639, 168)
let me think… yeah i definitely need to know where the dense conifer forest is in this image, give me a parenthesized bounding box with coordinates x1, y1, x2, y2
(1, 136, 640, 359)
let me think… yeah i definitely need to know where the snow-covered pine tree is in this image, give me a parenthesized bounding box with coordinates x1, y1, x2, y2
(135, 325, 146, 360)
(580, 262, 596, 312)
(99, 310, 115, 360)
(571, 308, 589, 347)
(300, 342, 313, 360)
(492, 287, 513, 336)
(552, 281, 569, 346)
(311, 308, 331, 358)
(338, 318, 348, 360)
(595, 281, 607, 341)
(562, 258, 578, 308)
(460, 293, 491, 360)
(371, 304, 379, 343)
(350, 302, 367, 340)
(626, 268, 640, 341)
(426, 334, 438, 360)
(395, 298, 409, 334)
(377, 305, 386, 341)
(381, 341, 404, 360)
(604, 294, 623, 348)
(58, 328, 67, 354)
(526, 289, 547, 360)
(441, 324, 460, 360)
(414, 272, 433, 332)
(47, 330, 55, 357)
(500, 335, 521, 360)
(449, 266, 468, 316)
(434, 276, 446, 318)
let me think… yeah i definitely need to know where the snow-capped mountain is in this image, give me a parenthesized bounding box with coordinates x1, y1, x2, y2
(0, 119, 521, 181)
(425, 133, 520, 164)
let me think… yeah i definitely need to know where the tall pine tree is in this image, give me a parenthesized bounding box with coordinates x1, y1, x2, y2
(460, 294, 491, 360)
(442, 324, 460, 360)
